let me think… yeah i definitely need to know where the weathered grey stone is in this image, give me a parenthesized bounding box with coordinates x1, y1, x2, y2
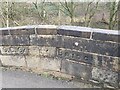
(0, 35, 2, 46)
(0, 46, 29, 55)
(39, 58, 61, 71)
(29, 46, 39, 56)
(61, 60, 92, 81)
(2, 35, 30, 46)
(29, 46, 56, 57)
(0, 26, 119, 88)
(1, 35, 13, 45)
(118, 72, 120, 87)
(36, 28, 57, 35)
(92, 32, 119, 43)
(92, 67, 118, 86)
(30, 35, 62, 47)
(0, 59, 2, 67)
(57, 29, 91, 38)
(26, 56, 61, 71)
(0, 55, 26, 67)
(0, 30, 9, 35)
(93, 55, 119, 72)
(25, 56, 40, 68)
(91, 41, 120, 57)
(57, 48, 93, 64)
(62, 36, 120, 57)
(39, 47, 56, 57)
(10, 28, 35, 35)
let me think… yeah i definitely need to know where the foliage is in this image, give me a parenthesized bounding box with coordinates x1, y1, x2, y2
(0, 1, 119, 30)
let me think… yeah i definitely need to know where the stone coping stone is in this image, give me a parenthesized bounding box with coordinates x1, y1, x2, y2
(0, 25, 57, 31)
(58, 25, 120, 35)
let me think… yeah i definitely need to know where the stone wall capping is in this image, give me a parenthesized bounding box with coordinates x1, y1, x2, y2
(0, 25, 119, 35)
(35, 25, 57, 29)
(57, 25, 120, 35)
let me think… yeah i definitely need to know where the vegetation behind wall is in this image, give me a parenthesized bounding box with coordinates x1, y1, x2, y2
(0, 1, 119, 30)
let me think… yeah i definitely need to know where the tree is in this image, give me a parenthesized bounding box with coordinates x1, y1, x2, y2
(118, 1, 120, 30)
(108, 1, 119, 30)
(84, 0, 99, 27)
(0, 1, 20, 27)
(59, 0, 78, 25)
(49, 1, 78, 25)
(33, 0, 47, 24)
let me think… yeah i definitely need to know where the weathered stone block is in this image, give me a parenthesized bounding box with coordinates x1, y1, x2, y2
(92, 32, 120, 43)
(93, 55, 120, 72)
(10, 28, 35, 35)
(39, 58, 61, 71)
(26, 56, 61, 71)
(61, 60, 92, 81)
(0, 35, 2, 46)
(39, 47, 56, 57)
(0, 60, 2, 67)
(30, 35, 39, 45)
(91, 40, 120, 57)
(30, 35, 62, 47)
(118, 72, 120, 87)
(0, 55, 26, 67)
(29, 46, 56, 57)
(2, 35, 30, 46)
(62, 36, 120, 57)
(62, 36, 92, 52)
(0, 30, 9, 35)
(12, 35, 30, 45)
(92, 67, 118, 86)
(36, 28, 57, 35)
(0, 46, 29, 55)
(30, 35, 50, 46)
(57, 29, 91, 38)
(1, 35, 13, 45)
(25, 56, 40, 68)
(29, 46, 39, 56)
(57, 48, 93, 64)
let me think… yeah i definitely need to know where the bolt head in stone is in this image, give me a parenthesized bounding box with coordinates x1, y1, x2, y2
(75, 42, 79, 46)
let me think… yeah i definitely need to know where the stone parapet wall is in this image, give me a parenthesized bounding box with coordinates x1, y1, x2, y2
(0, 25, 119, 88)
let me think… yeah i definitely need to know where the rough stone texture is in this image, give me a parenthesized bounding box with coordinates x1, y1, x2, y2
(119, 72, 120, 87)
(0, 35, 2, 46)
(2, 35, 30, 46)
(92, 67, 118, 86)
(0, 46, 29, 55)
(0, 59, 2, 67)
(93, 55, 119, 72)
(92, 32, 120, 42)
(29, 46, 39, 56)
(0, 55, 26, 67)
(39, 47, 56, 57)
(36, 28, 57, 35)
(39, 57, 61, 71)
(62, 36, 120, 57)
(61, 60, 92, 81)
(26, 56, 61, 71)
(29, 46, 56, 57)
(57, 29, 91, 38)
(91, 40, 119, 57)
(0, 30, 9, 35)
(57, 48, 93, 64)
(0, 25, 119, 88)
(25, 56, 40, 68)
(10, 28, 35, 35)
(30, 35, 62, 47)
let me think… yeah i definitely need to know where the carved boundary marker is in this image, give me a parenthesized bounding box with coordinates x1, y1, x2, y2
(0, 25, 119, 88)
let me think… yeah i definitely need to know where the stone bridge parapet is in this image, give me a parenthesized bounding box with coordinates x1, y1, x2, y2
(0, 25, 119, 88)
